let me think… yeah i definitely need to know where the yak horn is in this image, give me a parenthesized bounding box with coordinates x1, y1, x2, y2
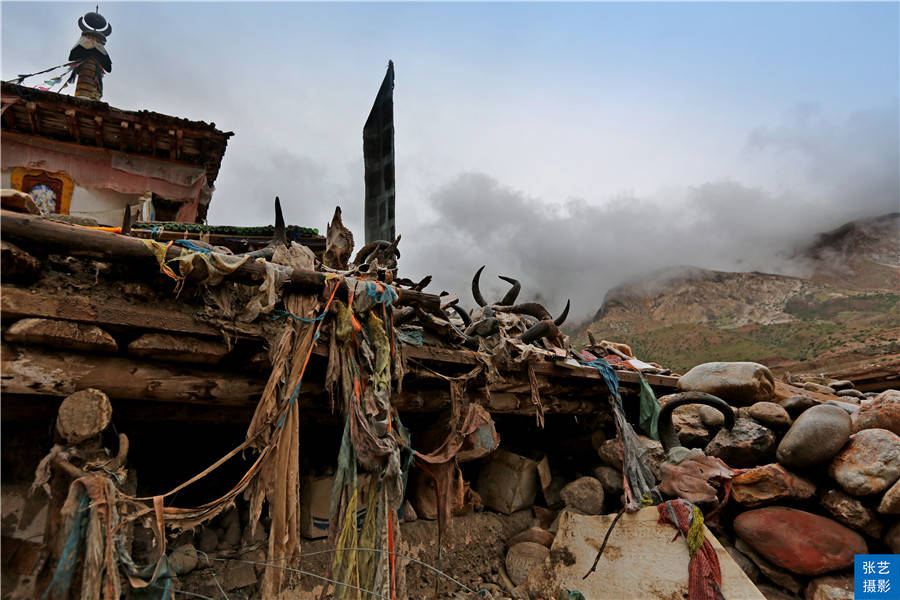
(554, 299, 571, 327)
(448, 304, 472, 327)
(520, 319, 559, 345)
(657, 392, 735, 451)
(497, 275, 521, 306)
(471, 265, 487, 307)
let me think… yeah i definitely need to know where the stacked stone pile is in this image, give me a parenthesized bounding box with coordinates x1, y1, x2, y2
(499, 362, 897, 600)
(656, 362, 898, 600)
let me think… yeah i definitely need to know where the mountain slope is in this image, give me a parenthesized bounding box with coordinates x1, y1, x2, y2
(581, 213, 900, 373)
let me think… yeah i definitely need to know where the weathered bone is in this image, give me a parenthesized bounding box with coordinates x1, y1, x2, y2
(324, 205, 354, 270)
(465, 317, 499, 338)
(354, 235, 401, 267)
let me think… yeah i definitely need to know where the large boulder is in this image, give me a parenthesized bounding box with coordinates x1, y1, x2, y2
(559, 477, 604, 515)
(748, 402, 792, 431)
(885, 521, 900, 554)
(778, 395, 823, 419)
(776, 405, 851, 469)
(853, 389, 900, 436)
(592, 465, 624, 496)
(828, 428, 900, 496)
(731, 463, 816, 507)
(597, 436, 665, 478)
(667, 402, 713, 447)
(734, 507, 867, 576)
(505, 542, 549, 586)
(878, 478, 900, 514)
(819, 489, 883, 538)
(704, 417, 776, 467)
(734, 538, 804, 593)
(678, 361, 775, 405)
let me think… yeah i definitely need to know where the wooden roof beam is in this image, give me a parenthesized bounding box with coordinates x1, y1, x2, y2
(119, 120, 132, 152)
(176, 129, 184, 160)
(2, 104, 16, 130)
(64, 109, 81, 144)
(93, 115, 104, 148)
(25, 102, 38, 134)
(133, 122, 143, 152)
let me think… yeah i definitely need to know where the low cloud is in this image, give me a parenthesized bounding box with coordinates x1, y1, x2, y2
(399, 104, 899, 322)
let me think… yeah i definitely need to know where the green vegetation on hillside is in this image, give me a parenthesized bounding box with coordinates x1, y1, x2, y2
(586, 292, 900, 373)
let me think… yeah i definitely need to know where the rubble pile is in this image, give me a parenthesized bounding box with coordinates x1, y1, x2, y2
(482, 358, 899, 600)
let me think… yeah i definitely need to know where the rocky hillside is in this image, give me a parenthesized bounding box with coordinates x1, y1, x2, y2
(581, 213, 900, 373)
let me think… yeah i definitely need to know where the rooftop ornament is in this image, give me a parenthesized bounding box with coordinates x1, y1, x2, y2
(68, 8, 112, 99)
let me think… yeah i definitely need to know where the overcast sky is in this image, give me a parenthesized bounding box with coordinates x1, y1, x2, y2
(3, 2, 898, 320)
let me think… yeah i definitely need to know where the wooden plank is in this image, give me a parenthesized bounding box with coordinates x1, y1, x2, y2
(0, 210, 441, 311)
(25, 102, 37, 134)
(1, 343, 269, 406)
(1, 285, 252, 338)
(64, 109, 80, 144)
(93, 115, 103, 148)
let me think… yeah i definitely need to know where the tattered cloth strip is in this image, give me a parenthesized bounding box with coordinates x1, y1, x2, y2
(47, 476, 122, 600)
(31, 445, 78, 498)
(636, 372, 661, 441)
(657, 500, 724, 600)
(585, 359, 657, 512)
(327, 286, 406, 600)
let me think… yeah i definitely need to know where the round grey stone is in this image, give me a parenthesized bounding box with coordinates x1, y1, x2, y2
(777, 404, 851, 469)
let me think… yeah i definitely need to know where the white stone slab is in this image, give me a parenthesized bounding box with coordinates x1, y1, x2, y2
(522, 507, 766, 600)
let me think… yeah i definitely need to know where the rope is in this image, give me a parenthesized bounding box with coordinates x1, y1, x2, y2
(270, 308, 329, 324)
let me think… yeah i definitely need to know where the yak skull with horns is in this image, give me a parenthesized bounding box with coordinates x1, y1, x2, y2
(469, 266, 570, 346)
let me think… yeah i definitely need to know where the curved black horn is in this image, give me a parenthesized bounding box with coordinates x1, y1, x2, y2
(657, 392, 735, 451)
(497, 276, 521, 306)
(388, 234, 401, 258)
(78, 17, 90, 33)
(274, 196, 287, 247)
(496, 302, 551, 321)
(471, 265, 487, 307)
(101, 23, 112, 37)
(554, 299, 571, 327)
(448, 304, 472, 327)
(519, 320, 559, 345)
(354, 242, 378, 265)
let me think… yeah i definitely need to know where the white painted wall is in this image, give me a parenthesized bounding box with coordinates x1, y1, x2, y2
(69, 185, 139, 225)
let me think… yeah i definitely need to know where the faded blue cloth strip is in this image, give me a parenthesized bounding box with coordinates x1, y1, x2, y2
(42, 491, 89, 599)
(171, 239, 212, 254)
(271, 309, 329, 324)
(585, 359, 623, 411)
(365, 281, 398, 306)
